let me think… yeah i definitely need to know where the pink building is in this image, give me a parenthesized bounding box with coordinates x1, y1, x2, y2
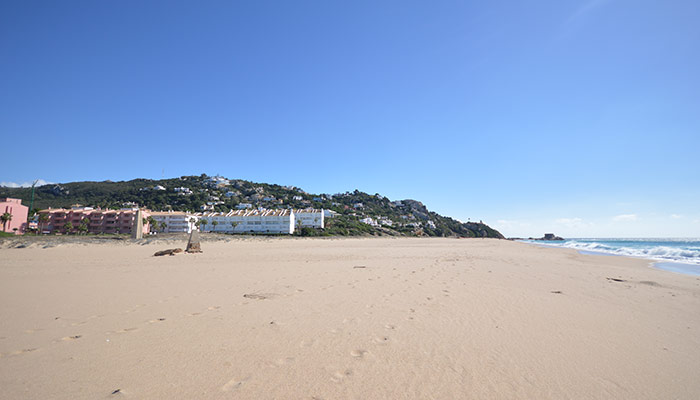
(37, 207, 151, 235)
(1, 198, 29, 235)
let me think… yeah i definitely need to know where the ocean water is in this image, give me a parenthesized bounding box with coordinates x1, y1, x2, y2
(525, 238, 700, 276)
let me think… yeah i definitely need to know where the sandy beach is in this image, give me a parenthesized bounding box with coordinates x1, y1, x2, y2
(1, 237, 699, 399)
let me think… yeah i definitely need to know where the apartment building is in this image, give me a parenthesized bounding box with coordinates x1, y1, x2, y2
(293, 208, 325, 229)
(150, 211, 199, 233)
(0, 197, 28, 234)
(200, 209, 294, 234)
(37, 207, 151, 235)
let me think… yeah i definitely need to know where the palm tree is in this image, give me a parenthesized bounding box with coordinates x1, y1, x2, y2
(64, 221, 74, 234)
(38, 213, 49, 234)
(199, 218, 208, 232)
(230, 221, 239, 233)
(79, 217, 90, 234)
(189, 217, 196, 232)
(211, 220, 218, 232)
(147, 216, 157, 233)
(1, 212, 12, 232)
(160, 221, 167, 233)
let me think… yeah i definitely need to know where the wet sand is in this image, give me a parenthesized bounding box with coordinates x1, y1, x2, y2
(1, 237, 699, 399)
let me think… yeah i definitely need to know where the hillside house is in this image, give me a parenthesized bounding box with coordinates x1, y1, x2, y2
(174, 187, 192, 195)
(360, 217, 379, 227)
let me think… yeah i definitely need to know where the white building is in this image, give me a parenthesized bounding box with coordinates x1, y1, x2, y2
(379, 218, 393, 226)
(236, 203, 253, 209)
(205, 175, 230, 188)
(323, 209, 339, 219)
(150, 211, 199, 233)
(200, 209, 294, 234)
(360, 217, 379, 227)
(174, 187, 192, 195)
(293, 209, 324, 229)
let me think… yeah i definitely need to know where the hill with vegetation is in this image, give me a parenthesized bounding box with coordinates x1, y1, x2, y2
(0, 174, 503, 238)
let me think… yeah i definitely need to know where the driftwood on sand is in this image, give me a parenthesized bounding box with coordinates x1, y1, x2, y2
(154, 248, 183, 257)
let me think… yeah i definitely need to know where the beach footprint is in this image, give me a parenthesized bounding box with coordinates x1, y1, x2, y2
(372, 336, 390, 345)
(330, 369, 353, 383)
(221, 377, 249, 392)
(115, 327, 139, 334)
(10, 348, 38, 356)
(350, 349, 368, 358)
(271, 357, 295, 367)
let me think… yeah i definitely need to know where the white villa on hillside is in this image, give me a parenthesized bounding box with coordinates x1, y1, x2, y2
(360, 217, 379, 227)
(150, 211, 199, 233)
(174, 187, 192, 195)
(323, 209, 339, 219)
(205, 175, 230, 188)
(378, 218, 393, 226)
(199, 209, 294, 234)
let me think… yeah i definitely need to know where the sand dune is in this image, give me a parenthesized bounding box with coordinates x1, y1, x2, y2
(1, 237, 699, 399)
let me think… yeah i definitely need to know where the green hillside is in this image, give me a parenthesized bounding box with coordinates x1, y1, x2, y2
(0, 174, 503, 238)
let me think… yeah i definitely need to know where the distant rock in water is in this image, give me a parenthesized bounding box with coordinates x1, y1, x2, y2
(532, 233, 564, 241)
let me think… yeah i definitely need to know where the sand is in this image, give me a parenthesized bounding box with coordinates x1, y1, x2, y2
(1, 237, 699, 399)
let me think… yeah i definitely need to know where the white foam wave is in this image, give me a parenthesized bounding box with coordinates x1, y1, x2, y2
(549, 241, 700, 265)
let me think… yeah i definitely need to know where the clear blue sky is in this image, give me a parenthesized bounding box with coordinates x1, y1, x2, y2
(2, 0, 699, 237)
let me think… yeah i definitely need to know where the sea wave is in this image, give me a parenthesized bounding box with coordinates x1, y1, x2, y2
(545, 240, 700, 265)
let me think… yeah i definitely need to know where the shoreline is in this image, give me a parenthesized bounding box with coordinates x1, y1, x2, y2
(519, 239, 700, 277)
